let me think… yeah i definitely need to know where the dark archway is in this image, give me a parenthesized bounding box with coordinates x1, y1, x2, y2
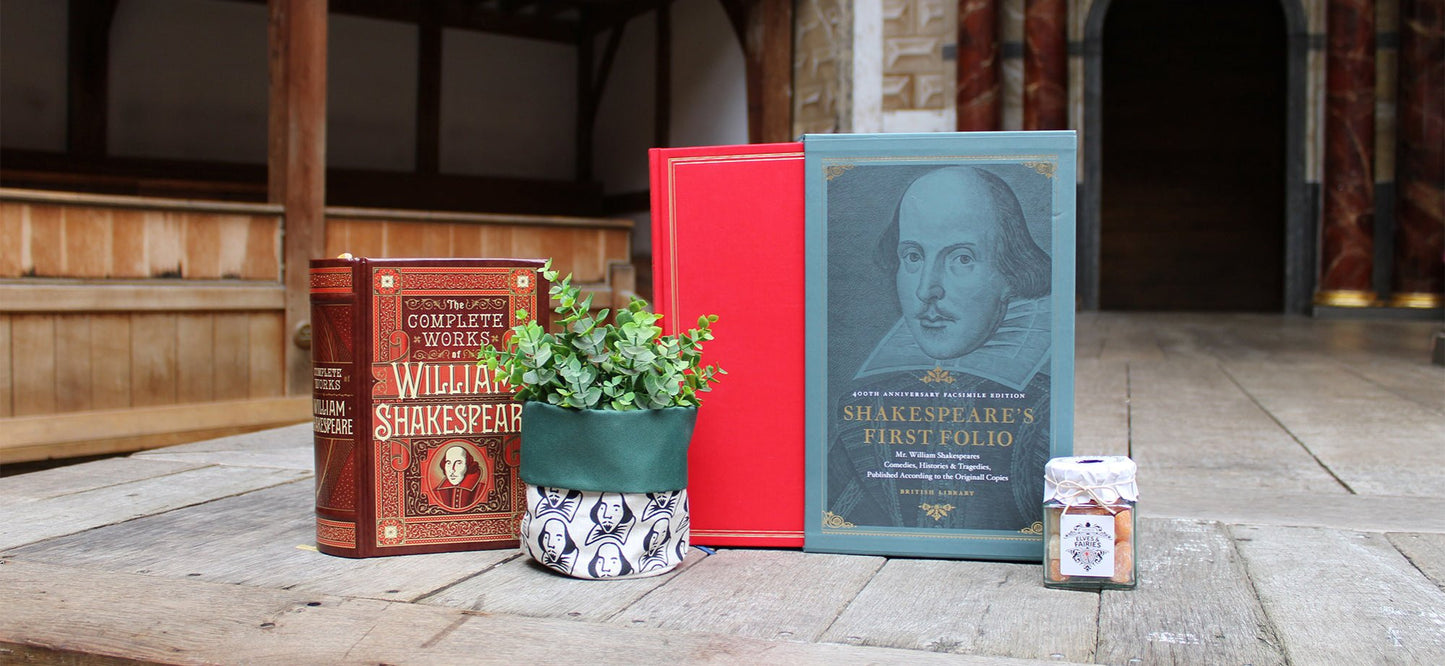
(1096, 0, 1289, 311)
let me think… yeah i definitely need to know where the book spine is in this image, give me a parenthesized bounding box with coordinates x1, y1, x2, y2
(309, 258, 366, 557)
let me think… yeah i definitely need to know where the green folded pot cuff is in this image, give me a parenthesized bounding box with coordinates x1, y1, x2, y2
(520, 401, 697, 493)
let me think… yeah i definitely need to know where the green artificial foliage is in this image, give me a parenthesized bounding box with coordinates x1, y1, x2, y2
(478, 260, 724, 411)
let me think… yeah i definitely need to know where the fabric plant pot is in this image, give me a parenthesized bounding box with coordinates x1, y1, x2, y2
(517, 401, 697, 579)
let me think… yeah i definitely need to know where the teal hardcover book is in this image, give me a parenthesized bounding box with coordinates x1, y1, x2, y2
(803, 131, 1076, 561)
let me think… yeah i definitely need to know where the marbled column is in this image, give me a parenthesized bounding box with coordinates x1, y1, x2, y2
(957, 0, 1000, 130)
(1023, 0, 1066, 130)
(1390, 0, 1445, 307)
(1317, 0, 1378, 304)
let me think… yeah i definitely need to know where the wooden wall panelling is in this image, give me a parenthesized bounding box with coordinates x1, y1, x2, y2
(248, 313, 284, 398)
(130, 313, 178, 408)
(478, 225, 516, 258)
(212, 313, 252, 402)
(109, 207, 149, 279)
(183, 212, 222, 280)
(451, 224, 484, 257)
(568, 228, 603, 283)
(147, 211, 185, 278)
(11, 315, 57, 416)
(64, 206, 112, 278)
(0, 315, 11, 417)
(382, 220, 433, 258)
(176, 314, 217, 403)
(28, 205, 62, 277)
(54, 315, 94, 412)
(243, 214, 281, 280)
(89, 313, 132, 411)
(0, 202, 23, 277)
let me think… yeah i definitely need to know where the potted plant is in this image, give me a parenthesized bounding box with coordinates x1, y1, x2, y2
(479, 260, 723, 579)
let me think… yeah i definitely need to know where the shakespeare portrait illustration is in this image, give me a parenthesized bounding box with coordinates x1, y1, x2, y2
(584, 492, 635, 545)
(587, 542, 634, 578)
(824, 163, 1055, 532)
(428, 442, 487, 511)
(536, 517, 578, 574)
(534, 485, 583, 521)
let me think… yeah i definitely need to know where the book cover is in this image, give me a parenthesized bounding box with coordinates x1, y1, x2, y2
(803, 132, 1076, 561)
(309, 257, 546, 557)
(650, 143, 806, 547)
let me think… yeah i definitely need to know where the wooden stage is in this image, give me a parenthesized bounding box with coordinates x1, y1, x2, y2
(2, 313, 1443, 664)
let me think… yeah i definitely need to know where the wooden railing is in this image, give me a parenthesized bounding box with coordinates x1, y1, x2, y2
(0, 189, 634, 464)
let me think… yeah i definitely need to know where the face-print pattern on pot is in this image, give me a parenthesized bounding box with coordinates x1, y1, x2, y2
(520, 484, 690, 579)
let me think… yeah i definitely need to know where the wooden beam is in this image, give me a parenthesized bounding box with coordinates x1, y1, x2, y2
(66, 0, 118, 159)
(0, 282, 286, 313)
(266, 0, 289, 203)
(416, 3, 443, 174)
(218, 0, 580, 43)
(272, 0, 328, 396)
(0, 397, 310, 464)
(743, 0, 793, 143)
(655, 1, 672, 147)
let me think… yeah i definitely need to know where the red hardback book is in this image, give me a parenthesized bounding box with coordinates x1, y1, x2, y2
(650, 143, 806, 547)
(308, 257, 546, 557)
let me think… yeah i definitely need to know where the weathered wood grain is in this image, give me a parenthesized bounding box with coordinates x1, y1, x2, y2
(1336, 357, 1445, 414)
(242, 214, 280, 280)
(176, 314, 217, 402)
(132, 422, 313, 470)
(6, 480, 514, 601)
(609, 549, 884, 642)
(0, 457, 203, 505)
(89, 313, 133, 410)
(1097, 518, 1285, 665)
(1095, 316, 1165, 362)
(109, 207, 149, 279)
(0, 464, 307, 551)
(1233, 524, 1445, 664)
(1073, 358, 1129, 456)
(183, 211, 223, 279)
(0, 559, 1080, 666)
(53, 314, 94, 412)
(1129, 360, 1345, 492)
(9, 315, 56, 416)
(821, 557, 1098, 661)
(130, 313, 178, 407)
(1389, 533, 1445, 591)
(1148, 486, 1445, 533)
(1223, 360, 1445, 496)
(26, 204, 61, 276)
(419, 546, 707, 621)
(247, 312, 284, 397)
(0, 202, 22, 277)
(63, 205, 111, 278)
(146, 210, 184, 277)
(212, 312, 251, 401)
(0, 315, 10, 418)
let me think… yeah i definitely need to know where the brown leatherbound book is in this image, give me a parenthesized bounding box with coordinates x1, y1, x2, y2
(309, 257, 547, 557)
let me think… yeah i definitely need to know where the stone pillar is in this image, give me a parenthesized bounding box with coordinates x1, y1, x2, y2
(1389, 0, 1444, 308)
(957, 0, 999, 130)
(1022, 0, 1066, 130)
(1316, 0, 1378, 307)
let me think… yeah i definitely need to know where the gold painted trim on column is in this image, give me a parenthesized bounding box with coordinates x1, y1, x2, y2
(1387, 292, 1444, 309)
(1314, 290, 1380, 307)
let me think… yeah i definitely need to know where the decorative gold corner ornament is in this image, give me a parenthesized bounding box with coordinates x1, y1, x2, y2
(1021, 161, 1057, 178)
(921, 366, 955, 384)
(1020, 521, 1044, 535)
(1314, 289, 1380, 307)
(1387, 292, 1443, 309)
(823, 511, 856, 529)
(825, 164, 856, 180)
(920, 503, 955, 521)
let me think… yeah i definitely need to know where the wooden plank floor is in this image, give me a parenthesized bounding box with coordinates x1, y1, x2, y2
(2, 313, 1443, 664)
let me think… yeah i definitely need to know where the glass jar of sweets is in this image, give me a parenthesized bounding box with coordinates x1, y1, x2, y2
(1043, 456, 1138, 590)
